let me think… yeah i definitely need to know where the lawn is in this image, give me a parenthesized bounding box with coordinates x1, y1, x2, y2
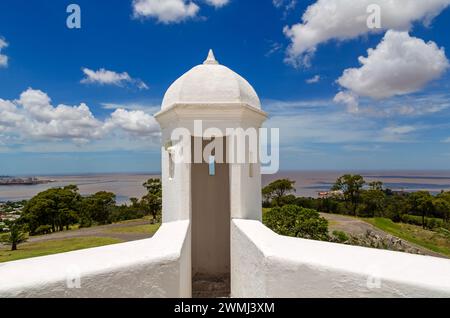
(0, 217, 160, 263)
(105, 223, 161, 235)
(0, 237, 123, 263)
(114, 216, 154, 224)
(364, 217, 450, 257)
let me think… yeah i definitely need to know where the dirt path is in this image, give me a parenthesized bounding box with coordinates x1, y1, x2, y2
(321, 213, 388, 236)
(24, 219, 155, 243)
(320, 213, 445, 258)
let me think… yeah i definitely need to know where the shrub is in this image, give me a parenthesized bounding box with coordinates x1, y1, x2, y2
(110, 206, 145, 222)
(277, 194, 297, 207)
(263, 205, 329, 241)
(34, 225, 52, 235)
(437, 227, 450, 239)
(294, 197, 316, 209)
(400, 214, 444, 229)
(332, 230, 349, 243)
(355, 204, 373, 217)
(79, 217, 93, 228)
(336, 202, 350, 215)
(316, 198, 339, 214)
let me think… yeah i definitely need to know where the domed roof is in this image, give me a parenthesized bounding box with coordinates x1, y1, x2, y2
(161, 50, 261, 110)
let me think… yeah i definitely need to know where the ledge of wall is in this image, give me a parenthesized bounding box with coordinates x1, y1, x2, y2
(0, 220, 191, 298)
(231, 219, 450, 298)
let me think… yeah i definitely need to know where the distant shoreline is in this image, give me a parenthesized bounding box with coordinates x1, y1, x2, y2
(1, 171, 450, 204)
(7, 172, 162, 178)
(0, 177, 54, 186)
(5, 169, 450, 178)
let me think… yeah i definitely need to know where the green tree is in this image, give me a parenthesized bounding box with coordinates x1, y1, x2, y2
(384, 194, 410, 221)
(368, 181, 384, 191)
(1, 222, 28, 251)
(130, 197, 140, 208)
(20, 186, 81, 234)
(359, 189, 386, 217)
(262, 179, 296, 207)
(262, 186, 273, 207)
(332, 175, 365, 215)
(58, 208, 79, 231)
(263, 205, 329, 241)
(437, 191, 450, 203)
(81, 191, 116, 225)
(436, 191, 450, 223)
(433, 198, 450, 223)
(141, 179, 162, 223)
(109, 204, 145, 223)
(409, 191, 434, 229)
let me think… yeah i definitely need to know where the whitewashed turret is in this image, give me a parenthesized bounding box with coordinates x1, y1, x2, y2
(155, 50, 267, 283)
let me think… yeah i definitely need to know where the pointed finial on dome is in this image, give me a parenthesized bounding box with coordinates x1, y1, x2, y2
(203, 49, 219, 65)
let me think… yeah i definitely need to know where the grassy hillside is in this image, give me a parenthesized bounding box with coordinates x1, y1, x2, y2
(364, 217, 450, 257)
(105, 223, 160, 235)
(0, 218, 161, 263)
(0, 237, 123, 263)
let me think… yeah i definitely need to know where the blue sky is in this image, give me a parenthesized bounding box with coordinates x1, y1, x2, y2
(0, 0, 449, 175)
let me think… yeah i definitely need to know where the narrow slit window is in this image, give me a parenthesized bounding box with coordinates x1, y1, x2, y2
(169, 152, 175, 180)
(249, 151, 254, 178)
(209, 155, 216, 176)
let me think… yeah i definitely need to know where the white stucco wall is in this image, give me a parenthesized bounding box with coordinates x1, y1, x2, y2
(231, 219, 450, 298)
(230, 161, 262, 221)
(160, 127, 192, 223)
(156, 104, 267, 225)
(0, 220, 191, 298)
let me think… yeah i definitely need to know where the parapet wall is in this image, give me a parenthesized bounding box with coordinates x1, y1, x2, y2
(2, 218, 449, 298)
(0, 220, 191, 298)
(231, 219, 450, 298)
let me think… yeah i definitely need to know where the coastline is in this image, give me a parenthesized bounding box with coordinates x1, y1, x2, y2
(1, 170, 450, 203)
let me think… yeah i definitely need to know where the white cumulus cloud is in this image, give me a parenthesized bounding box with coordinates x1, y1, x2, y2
(273, 0, 297, 11)
(132, 0, 230, 23)
(205, 0, 229, 8)
(0, 88, 160, 148)
(284, 0, 450, 67)
(81, 68, 148, 90)
(336, 31, 449, 102)
(132, 0, 200, 23)
(306, 75, 320, 84)
(17, 88, 103, 141)
(0, 99, 23, 129)
(0, 37, 8, 68)
(104, 108, 160, 135)
(333, 91, 359, 113)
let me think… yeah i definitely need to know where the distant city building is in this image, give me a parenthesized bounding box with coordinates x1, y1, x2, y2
(318, 190, 344, 199)
(0, 176, 53, 185)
